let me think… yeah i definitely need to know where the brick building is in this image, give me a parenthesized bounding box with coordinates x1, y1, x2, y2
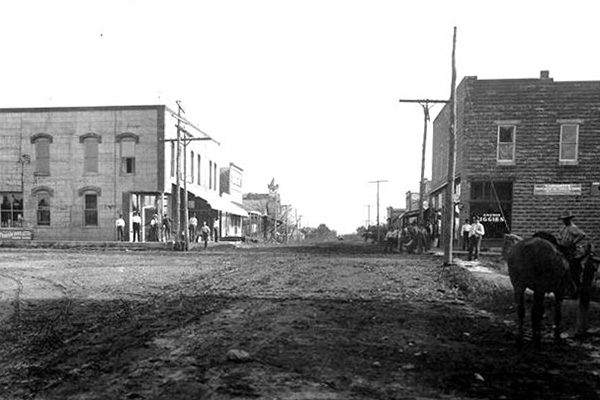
(0, 105, 247, 241)
(431, 71, 600, 246)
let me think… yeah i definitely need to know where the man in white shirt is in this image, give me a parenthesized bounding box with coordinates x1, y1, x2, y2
(189, 214, 198, 242)
(460, 219, 471, 251)
(132, 212, 142, 242)
(468, 216, 485, 261)
(115, 214, 125, 241)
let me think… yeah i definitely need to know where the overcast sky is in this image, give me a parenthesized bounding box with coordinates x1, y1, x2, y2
(2, 1, 599, 234)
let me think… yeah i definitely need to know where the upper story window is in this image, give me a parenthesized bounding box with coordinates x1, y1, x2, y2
(197, 154, 202, 184)
(190, 151, 194, 183)
(79, 133, 102, 174)
(560, 123, 579, 164)
(117, 133, 139, 176)
(213, 163, 218, 191)
(171, 142, 175, 178)
(497, 125, 516, 163)
(209, 160, 213, 189)
(31, 133, 53, 175)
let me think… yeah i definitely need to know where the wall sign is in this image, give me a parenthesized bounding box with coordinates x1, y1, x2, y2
(0, 229, 33, 240)
(533, 184, 582, 196)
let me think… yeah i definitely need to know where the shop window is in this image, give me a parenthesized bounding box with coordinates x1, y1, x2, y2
(560, 124, 579, 163)
(0, 193, 23, 228)
(497, 125, 515, 163)
(84, 194, 98, 226)
(469, 181, 513, 238)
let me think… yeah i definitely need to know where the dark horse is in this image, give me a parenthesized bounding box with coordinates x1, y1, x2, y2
(503, 232, 569, 346)
(503, 231, 600, 346)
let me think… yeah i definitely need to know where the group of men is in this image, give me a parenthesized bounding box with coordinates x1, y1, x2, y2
(114, 212, 215, 248)
(383, 222, 429, 254)
(188, 214, 213, 248)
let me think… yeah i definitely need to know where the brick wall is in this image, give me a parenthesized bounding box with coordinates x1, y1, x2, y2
(0, 106, 163, 241)
(433, 74, 600, 245)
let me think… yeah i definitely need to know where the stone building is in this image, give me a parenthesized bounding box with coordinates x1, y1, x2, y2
(0, 105, 247, 241)
(431, 71, 600, 246)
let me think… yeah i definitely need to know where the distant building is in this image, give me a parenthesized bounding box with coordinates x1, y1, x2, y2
(431, 71, 600, 246)
(0, 105, 247, 241)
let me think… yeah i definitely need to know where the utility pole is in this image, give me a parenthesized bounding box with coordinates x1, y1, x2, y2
(398, 99, 448, 226)
(368, 180, 388, 242)
(363, 204, 372, 227)
(175, 102, 182, 243)
(165, 101, 216, 250)
(443, 27, 458, 266)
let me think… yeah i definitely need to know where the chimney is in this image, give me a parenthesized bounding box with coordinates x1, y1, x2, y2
(540, 70, 550, 79)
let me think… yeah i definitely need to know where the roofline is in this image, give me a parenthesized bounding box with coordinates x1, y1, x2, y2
(0, 104, 170, 113)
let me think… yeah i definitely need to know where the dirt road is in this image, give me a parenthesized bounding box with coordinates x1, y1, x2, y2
(0, 242, 599, 399)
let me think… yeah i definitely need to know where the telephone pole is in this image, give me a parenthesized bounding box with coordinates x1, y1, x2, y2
(368, 180, 388, 242)
(363, 204, 373, 227)
(443, 27, 458, 266)
(398, 99, 448, 226)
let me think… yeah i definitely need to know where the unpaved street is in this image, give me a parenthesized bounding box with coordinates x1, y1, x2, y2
(1, 242, 600, 400)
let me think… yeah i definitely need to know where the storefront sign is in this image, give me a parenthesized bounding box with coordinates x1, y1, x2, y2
(533, 184, 582, 196)
(0, 229, 33, 240)
(480, 213, 505, 223)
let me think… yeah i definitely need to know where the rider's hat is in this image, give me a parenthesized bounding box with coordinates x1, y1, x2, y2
(558, 211, 575, 220)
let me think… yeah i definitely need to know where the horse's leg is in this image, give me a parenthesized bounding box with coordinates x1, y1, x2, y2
(515, 286, 526, 346)
(576, 260, 595, 336)
(553, 291, 563, 343)
(531, 291, 545, 347)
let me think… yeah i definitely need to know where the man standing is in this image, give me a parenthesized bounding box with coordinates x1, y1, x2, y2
(213, 218, 219, 242)
(200, 221, 211, 249)
(468, 216, 485, 261)
(460, 219, 471, 251)
(189, 213, 198, 243)
(115, 214, 125, 241)
(558, 211, 586, 297)
(132, 211, 142, 242)
(161, 213, 172, 242)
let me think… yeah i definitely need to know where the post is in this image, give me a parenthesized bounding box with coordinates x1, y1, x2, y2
(175, 105, 182, 241)
(418, 104, 428, 226)
(443, 27, 458, 266)
(368, 180, 388, 242)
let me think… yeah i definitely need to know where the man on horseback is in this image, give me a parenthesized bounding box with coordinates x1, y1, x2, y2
(557, 211, 587, 298)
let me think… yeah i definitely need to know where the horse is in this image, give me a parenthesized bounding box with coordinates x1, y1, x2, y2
(504, 231, 600, 345)
(503, 232, 570, 346)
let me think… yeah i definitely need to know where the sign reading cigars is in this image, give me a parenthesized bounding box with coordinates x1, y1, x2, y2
(533, 183, 582, 196)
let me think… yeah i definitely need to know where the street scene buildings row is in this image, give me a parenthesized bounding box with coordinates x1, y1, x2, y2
(0, 105, 285, 242)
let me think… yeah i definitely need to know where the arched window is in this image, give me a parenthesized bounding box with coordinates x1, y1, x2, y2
(32, 186, 53, 226)
(78, 186, 101, 226)
(116, 133, 139, 175)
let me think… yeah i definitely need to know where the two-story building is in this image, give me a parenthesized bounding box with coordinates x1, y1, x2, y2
(431, 71, 600, 246)
(0, 105, 247, 242)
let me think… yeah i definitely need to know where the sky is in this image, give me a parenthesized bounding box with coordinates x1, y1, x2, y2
(2, 1, 600, 234)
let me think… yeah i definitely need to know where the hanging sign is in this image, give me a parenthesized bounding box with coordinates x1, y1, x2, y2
(533, 184, 581, 196)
